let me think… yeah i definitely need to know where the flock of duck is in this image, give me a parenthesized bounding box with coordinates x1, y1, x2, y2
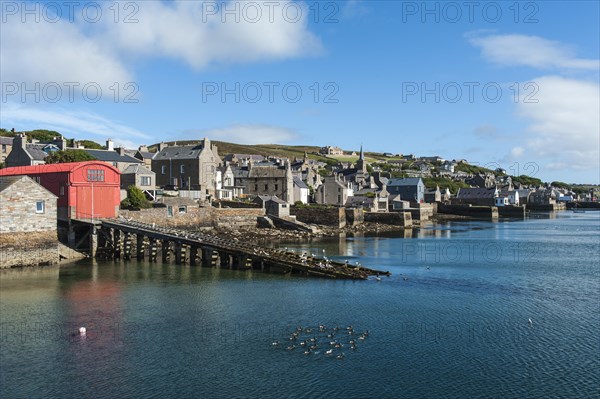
(271, 325, 370, 359)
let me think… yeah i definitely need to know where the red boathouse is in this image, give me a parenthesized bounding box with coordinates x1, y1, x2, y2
(0, 161, 121, 220)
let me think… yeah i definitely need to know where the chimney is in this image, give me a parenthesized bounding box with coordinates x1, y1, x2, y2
(158, 142, 167, 151)
(15, 133, 27, 149)
(53, 136, 66, 150)
(117, 147, 125, 156)
(139, 145, 148, 152)
(106, 138, 114, 151)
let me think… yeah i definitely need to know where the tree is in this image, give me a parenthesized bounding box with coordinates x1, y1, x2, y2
(77, 140, 105, 150)
(124, 185, 151, 209)
(45, 150, 96, 164)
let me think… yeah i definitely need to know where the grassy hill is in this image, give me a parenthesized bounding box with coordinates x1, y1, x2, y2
(149, 140, 388, 164)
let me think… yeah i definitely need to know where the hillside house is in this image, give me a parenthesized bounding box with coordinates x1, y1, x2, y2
(320, 146, 344, 156)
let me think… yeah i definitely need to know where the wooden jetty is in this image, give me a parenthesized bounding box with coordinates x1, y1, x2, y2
(92, 219, 390, 280)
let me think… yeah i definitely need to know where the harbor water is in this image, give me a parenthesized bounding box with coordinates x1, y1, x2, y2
(1, 211, 599, 398)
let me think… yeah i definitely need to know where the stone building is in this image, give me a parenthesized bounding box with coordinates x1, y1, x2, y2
(121, 164, 157, 199)
(0, 175, 58, 233)
(133, 145, 156, 167)
(0, 137, 13, 164)
(152, 138, 222, 197)
(4, 134, 55, 167)
(233, 161, 295, 203)
(320, 145, 344, 156)
(387, 177, 426, 203)
(454, 187, 499, 206)
(316, 175, 354, 206)
(338, 146, 373, 191)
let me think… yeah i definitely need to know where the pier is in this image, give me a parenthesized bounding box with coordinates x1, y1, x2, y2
(86, 219, 390, 280)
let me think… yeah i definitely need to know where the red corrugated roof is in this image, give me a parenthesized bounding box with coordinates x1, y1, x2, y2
(0, 161, 120, 176)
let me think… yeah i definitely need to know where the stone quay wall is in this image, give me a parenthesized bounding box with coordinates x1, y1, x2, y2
(0, 231, 60, 268)
(290, 207, 346, 228)
(364, 212, 412, 227)
(119, 207, 265, 229)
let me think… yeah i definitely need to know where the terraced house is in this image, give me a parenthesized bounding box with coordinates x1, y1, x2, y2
(152, 138, 222, 198)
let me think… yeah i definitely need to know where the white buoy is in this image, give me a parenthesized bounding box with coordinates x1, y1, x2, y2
(79, 326, 87, 335)
(528, 318, 533, 325)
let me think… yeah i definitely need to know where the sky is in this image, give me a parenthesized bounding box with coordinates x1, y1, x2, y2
(1, 0, 598, 184)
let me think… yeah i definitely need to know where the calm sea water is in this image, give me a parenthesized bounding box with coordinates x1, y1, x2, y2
(1, 211, 599, 398)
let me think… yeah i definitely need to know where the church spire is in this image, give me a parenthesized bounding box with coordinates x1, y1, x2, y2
(359, 145, 364, 160)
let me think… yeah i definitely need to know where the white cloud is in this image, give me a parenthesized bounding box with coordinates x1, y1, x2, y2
(0, 1, 322, 92)
(105, 1, 322, 69)
(469, 34, 599, 71)
(510, 146, 525, 157)
(190, 124, 298, 144)
(1, 104, 150, 149)
(0, 18, 130, 91)
(516, 76, 599, 171)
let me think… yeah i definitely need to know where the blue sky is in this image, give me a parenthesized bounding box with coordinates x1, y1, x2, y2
(1, 0, 598, 183)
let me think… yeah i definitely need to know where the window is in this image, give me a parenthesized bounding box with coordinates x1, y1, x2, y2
(254, 184, 258, 191)
(141, 176, 151, 186)
(1, 144, 5, 153)
(59, 185, 65, 196)
(167, 206, 174, 217)
(275, 184, 278, 191)
(161, 165, 167, 175)
(87, 169, 105, 182)
(36, 201, 45, 214)
(178, 206, 187, 214)
(264, 184, 268, 191)
(180, 165, 185, 174)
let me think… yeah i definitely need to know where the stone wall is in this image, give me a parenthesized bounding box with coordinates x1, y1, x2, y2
(0, 231, 60, 268)
(216, 200, 262, 209)
(438, 204, 498, 219)
(345, 208, 364, 226)
(290, 206, 346, 228)
(364, 212, 412, 227)
(119, 206, 265, 229)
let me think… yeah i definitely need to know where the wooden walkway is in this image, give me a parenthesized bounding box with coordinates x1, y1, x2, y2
(98, 219, 391, 280)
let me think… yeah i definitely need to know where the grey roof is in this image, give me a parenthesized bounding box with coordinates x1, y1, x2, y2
(0, 176, 21, 192)
(456, 188, 497, 199)
(248, 164, 288, 178)
(293, 176, 308, 189)
(0, 137, 13, 145)
(0, 175, 56, 198)
(153, 145, 206, 160)
(137, 151, 155, 159)
(232, 167, 249, 179)
(84, 149, 141, 163)
(345, 196, 375, 207)
(266, 196, 287, 204)
(388, 177, 423, 186)
(26, 144, 52, 160)
(225, 154, 264, 162)
(122, 164, 154, 175)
